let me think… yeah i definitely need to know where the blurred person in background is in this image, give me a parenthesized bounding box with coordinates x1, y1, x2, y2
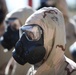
(0, 6, 35, 75)
(13, 7, 76, 75)
(69, 16, 76, 62)
(0, 0, 9, 74)
(0, 0, 7, 37)
(70, 42, 76, 62)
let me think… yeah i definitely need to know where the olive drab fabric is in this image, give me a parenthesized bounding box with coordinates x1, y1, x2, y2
(25, 7, 76, 75)
(4, 6, 35, 75)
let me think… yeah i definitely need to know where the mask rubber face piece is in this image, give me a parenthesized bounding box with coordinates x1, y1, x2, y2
(1, 26, 19, 50)
(1, 18, 21, 50)
(13, 24, 46, 65)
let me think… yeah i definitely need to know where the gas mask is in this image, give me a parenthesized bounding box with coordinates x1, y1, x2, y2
(13, 24, 46, 65)
(1, 18, 21, 50)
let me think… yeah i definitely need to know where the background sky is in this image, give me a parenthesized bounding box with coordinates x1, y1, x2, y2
(5, 0, 76, 12)
(66, 0, 76, 8)
(5, 0, 40, 12)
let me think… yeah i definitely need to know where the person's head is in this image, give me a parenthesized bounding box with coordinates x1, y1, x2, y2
(5, 18, 21, 31)
(13, 7, 66, 66)
(1, 6, 35, 50)
(5, 6, 35, 31)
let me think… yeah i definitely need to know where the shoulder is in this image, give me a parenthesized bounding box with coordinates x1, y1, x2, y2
(65, 56, 76, 75)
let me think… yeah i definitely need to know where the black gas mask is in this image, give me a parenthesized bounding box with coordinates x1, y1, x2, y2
(1, 18, 20, 50)
(1, 26, 19, 50)
(13, 24, 46, 65)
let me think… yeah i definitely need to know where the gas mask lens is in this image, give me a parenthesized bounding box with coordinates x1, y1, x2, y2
(5, 18, 21, 31)
(20, 25, 42, 41)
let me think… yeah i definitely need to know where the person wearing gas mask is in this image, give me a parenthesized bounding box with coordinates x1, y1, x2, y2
(13, 7, 76, 75)
(0, 6, 35, 75)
